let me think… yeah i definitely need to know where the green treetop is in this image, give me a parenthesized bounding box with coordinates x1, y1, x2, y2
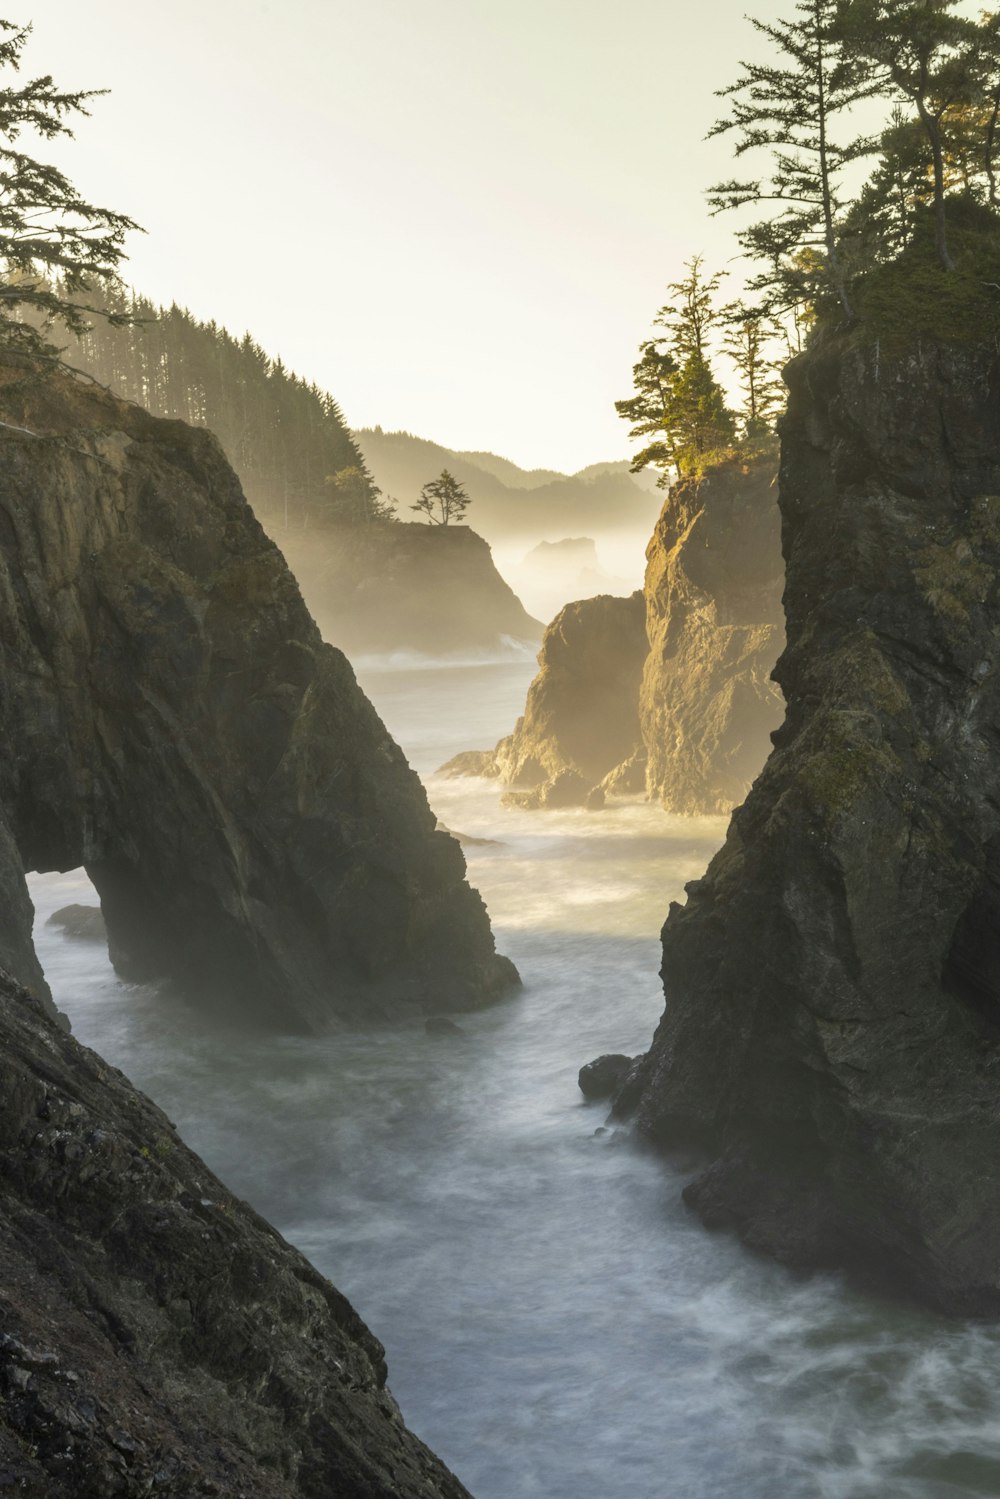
(411, 469, 471, 525)
(0, 18, 140, 360)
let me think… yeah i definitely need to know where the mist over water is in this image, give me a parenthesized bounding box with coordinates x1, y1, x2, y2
(29, 653, 1000, 1499)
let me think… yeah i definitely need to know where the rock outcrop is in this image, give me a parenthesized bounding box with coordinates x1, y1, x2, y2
(0, 964, 472, 1497)
(276, 522, 541, 657)
(628, 333, 1000, 1314)
(441, 593, 648, 808)
(443, 457, 783, 814)
(0, 363, 517, 1029)
(640, 456, 785, 813)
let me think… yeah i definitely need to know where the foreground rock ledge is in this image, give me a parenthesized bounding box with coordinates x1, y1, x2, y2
(0, 364, 517, 1028)
(0, 966, 472, 1498)
(630, 334, 1000, 1315)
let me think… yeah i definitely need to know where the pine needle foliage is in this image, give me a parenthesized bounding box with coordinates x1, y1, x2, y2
(63, 281, 389, 530)
(0, 19, 140, 361)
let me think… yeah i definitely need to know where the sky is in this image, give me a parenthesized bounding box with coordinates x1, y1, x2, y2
(33, 0, 775, 472)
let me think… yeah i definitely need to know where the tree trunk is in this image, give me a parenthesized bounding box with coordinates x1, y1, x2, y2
(919, 102, 955, 271)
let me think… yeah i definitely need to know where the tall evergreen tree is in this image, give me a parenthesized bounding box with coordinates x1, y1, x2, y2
(839, 0, 982, 270)
(722, 302, 786, 437)
(616, 262, 736, 482)
(0, 19, 139, 359)
(708, 0, 877, 316)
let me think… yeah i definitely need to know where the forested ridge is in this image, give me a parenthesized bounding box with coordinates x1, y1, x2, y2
(60, 281, 381, 530)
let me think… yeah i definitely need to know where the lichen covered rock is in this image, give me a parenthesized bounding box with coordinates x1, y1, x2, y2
(630, 334, 1000, 1313)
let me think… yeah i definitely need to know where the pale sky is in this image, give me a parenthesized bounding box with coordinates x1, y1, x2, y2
(33, 1, 773, 471)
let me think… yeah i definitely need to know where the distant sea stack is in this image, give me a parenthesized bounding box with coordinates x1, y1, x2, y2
(276, 521, 542, 657)
(443, 455, 783, 814)
(628, 333, 1000, 1314)
(0, 363, 517, 1029)
(0, 964, 473, 1498)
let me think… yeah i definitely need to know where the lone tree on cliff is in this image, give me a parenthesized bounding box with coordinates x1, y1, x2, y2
(0, 18, 139, 360)
(412, 469, 471, 525)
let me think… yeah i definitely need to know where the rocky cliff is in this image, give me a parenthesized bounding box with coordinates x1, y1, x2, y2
(640, 457, 784, 813)
(0, 364, 517, 1029)
(444, 457, 783, 814)
(443, 593, 648, 808)
(276, 522, 541, 658)
(0, 963, 472, 1497)
(628, 334, 1000, 1314)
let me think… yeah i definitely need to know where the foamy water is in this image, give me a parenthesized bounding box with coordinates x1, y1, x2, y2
(27, 657, 1000, 1499)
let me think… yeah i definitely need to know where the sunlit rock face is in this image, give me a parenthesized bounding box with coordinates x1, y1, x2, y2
(640, 455, 784, 814)
(630, 334, 1000, 1314)
(442, 456, 783, 814)
(0, 964, 473, 1498)
(0, 363, 517, 1029)
(277, 521, 542, 657)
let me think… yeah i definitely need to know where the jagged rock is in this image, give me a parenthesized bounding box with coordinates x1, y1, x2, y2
(578, 1053, 633, 1100)
(276, 521, 542, 657)
(0, 362, 517, 1029)
(632, 333, 1000, 1314)
(0, 964, 472, 1498)
(639, 455, 785, 814)
(46, 904, 107, 943)
(443, 460, 784, 816)
(441, 593, 648, 807)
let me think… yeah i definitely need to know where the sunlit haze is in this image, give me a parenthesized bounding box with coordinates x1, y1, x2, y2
(35, 0, 771, 471)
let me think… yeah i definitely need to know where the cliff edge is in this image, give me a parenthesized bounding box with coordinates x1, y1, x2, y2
(0, 364, 517, 1029)
(629, 334, 1000, 1313)
(277, 522, 542, 658)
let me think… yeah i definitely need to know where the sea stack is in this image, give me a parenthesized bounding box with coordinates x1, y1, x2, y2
(0, 363, 517, 1030)
(628, 332, 1000, 1314)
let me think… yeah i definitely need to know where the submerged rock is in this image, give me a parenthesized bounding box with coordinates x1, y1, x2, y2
(0, 964, 472, 1497)
(442, 457, 784, 816)
(0, 363, 517, 1029)
(277, 521, 542, 657)
(631, 333, 1000, 1314)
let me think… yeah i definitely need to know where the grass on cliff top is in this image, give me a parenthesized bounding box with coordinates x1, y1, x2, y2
(850, 201, 1000, 348)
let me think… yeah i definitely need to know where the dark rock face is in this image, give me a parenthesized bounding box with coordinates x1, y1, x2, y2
(0, 365, 517, 1029)
(631, 335, 1000, 1314)
(578, 1053, 633, 1100)
(441, 593, 648, 807)
(277, 522, 542, 657)
(443, 459, 784, 816)
(640, 457, 785, 814)
(0, 965, 472, 1498)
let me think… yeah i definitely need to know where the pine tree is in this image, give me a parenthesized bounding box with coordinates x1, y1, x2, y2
(0, 19, 139, 359)
(616, 261, 736, 483)
(708, 0, 878, 317)
(721, 302, 786, 438)
(839, 0, 982, 270)
(411, 470, 471, 525)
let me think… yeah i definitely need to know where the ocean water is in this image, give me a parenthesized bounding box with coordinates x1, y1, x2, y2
(28, 654, 1000, 1499)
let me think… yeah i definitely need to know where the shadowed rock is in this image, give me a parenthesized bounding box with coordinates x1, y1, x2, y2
(440, 593, 648, 807)
(0, 364, 517, 1029)
(630, 334, 1000, 1314)
(0, 964, 473, 1497)
(46, 904, 107, 943)
(578, 1053, 633, 1100)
